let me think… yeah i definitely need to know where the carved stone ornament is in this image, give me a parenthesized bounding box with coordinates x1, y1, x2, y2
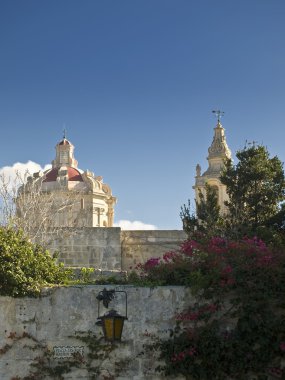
(196, 164, 201, 177)
(208, 123, 231, 159)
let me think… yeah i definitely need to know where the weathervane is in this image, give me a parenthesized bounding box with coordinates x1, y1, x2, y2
(63, 125, 67, 140)
(212, 109, 225, 122)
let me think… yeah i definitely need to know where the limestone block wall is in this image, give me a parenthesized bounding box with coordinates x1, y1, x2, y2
(41, 228, 187, 271)
(0, 286, 192, 380)
(121, 230, 187, 270)
(44, 227, 122, 270)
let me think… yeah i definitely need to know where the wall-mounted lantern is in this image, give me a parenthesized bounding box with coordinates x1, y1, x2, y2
(96, 288, 128, 342)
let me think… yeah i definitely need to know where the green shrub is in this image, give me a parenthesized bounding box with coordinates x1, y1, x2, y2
(0, 227, 72, 297)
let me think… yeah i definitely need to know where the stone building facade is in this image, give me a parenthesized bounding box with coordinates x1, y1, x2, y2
(15, 122, 231, 271)
(16, 135, 186, 271)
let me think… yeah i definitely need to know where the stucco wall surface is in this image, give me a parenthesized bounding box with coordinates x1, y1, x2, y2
(0, 286, 192, 380)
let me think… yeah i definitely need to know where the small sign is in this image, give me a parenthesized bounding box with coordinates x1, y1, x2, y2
(53, 346, 84, 359)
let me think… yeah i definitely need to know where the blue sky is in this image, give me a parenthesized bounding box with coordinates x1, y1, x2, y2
(0, 0, 285, 229)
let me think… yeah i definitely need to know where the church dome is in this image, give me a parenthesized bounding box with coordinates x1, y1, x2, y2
(43, 168, 58, 182)
(22, 134, 117, 227)
(43, 167, 83, 182)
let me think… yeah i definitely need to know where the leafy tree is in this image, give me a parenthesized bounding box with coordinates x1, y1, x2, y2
(265, 202, 285, 230)
(180, 200, 197, 237)
(196, 183, 221, 234)
(181, 184, 222, 237)
(0, 227, 71, 297)
(221, 144, 285, 233)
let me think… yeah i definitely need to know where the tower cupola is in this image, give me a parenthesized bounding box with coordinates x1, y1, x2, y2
(205, 120, 231, 176)
(52, 137, 78, 169)
(193, 111, 231, 215)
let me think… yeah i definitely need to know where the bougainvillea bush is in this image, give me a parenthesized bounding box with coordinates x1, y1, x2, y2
(137, 234, 285, 379)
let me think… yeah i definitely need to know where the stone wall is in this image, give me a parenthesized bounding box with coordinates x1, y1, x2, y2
(42, 228, 187, 271)
(0, 286, 192, 379)
(44, 227, 122, 270)
(121, 230, 187, 270)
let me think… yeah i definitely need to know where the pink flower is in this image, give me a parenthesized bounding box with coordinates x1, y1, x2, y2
(163, 251, 179, 262)
(210, 237, 226, 246)
(280, 341, 285, 352)
(180, 240, 200, 256)
(208, 236, 228, 254)
(144, 257, 160, 270)
(228, 241, 239, 250)
(207, 237, 228, 254)
(242, 236, 268, 251)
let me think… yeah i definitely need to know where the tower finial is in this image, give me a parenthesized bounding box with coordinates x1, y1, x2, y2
(212, 109, 225, 123)
(63, 125, 67, 140)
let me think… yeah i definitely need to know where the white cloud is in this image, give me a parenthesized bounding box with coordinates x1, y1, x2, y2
(0, 161, 51, 187)
(114, 219, 157, 230)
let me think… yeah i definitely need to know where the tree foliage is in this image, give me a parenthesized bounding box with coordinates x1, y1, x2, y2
(0, 227, 71, 297)
(196, 183, 221, 233)
(169, 144, 285, 377)
(181, 184, 221, 237)
(180, 200, 197, 238)
(0, 170, 89, 246)
(221, 144, 285, 233)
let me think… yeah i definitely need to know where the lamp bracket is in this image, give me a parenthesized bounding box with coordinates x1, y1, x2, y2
(96, 288, 115, 308)
(97, 288, 128, 319)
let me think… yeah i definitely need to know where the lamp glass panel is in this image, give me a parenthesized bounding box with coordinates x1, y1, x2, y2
(104, 318, 114, 340)
(103, 317, 124, 341)
(114, 318, 124, 340)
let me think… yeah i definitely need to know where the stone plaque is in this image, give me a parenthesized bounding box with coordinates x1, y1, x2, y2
(53, 346, 84, 359)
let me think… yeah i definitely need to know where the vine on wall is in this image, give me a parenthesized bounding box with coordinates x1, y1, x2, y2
(0, 330, 133, 380)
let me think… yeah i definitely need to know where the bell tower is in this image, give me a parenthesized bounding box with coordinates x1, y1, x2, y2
(193, 111, 231, 215)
